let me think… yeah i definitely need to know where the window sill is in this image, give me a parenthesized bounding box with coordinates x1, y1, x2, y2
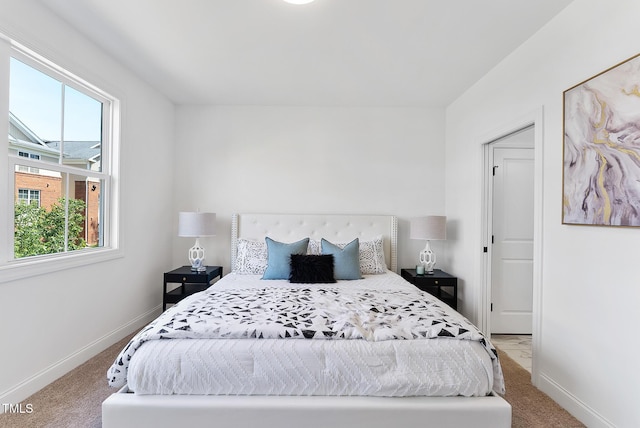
(0, 247, 123, 285)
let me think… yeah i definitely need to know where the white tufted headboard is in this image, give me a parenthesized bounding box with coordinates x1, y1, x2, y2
(231, 213, 398, 273)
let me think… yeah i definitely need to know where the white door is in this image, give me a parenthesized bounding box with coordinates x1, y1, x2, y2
(491, 129, 534, 334)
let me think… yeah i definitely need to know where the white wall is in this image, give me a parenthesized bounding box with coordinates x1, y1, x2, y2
(172, 105, 447, 273)
(446, 0, 640, 426)
(0, 0, 175, 405)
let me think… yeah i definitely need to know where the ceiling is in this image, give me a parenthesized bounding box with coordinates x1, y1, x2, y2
(39, 0, 573, 107)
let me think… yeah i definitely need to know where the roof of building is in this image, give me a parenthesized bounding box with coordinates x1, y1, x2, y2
(9, 112, 100, 163)
(45, 141, 101, 162)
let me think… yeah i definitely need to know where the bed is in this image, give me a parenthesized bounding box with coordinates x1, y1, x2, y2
(102, 213, 511, 428)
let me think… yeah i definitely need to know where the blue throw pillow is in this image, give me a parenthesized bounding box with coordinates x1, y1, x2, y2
(321, 238, 361, 280)
(262, 237, 310, 280)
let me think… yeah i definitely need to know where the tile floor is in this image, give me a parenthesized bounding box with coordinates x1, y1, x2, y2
(491, 334, 532, 373)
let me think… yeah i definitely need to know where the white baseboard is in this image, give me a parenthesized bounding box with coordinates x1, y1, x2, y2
(0, 306, 160, 412)
(538, 372, 615, 428)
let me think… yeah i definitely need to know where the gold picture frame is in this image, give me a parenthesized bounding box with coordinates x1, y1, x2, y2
(563, 53, 640, 226)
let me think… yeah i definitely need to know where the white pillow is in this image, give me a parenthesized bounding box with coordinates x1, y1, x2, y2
(308, 239, 322, 255)
(359, 236, 387, 274)
(234, 238, 267, 275)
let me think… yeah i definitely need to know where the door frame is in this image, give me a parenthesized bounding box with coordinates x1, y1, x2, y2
(479, 108, 544, 385)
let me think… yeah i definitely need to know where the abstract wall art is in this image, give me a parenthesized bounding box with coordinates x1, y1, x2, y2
(563, 53, 640, 227)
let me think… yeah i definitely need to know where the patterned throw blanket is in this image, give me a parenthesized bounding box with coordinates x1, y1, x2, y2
(108, 287, 505, 393)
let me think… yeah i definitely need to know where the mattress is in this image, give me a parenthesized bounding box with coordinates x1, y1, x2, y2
(124, 272, 502, 397)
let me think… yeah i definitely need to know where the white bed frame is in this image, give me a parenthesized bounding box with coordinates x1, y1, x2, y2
(103, 213, 511, 428)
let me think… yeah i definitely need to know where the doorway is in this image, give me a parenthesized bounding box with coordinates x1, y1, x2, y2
(481, 112, 542, 384)
(484, 125, 535, 377)
(483, 125, 537, 325)
(490, 129, 534, 334)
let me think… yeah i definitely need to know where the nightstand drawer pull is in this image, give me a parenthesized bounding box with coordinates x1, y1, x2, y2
(182, 277, 187, 282)
(434, 280, 439, 284)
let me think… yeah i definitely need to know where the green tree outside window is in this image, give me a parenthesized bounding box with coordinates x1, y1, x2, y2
(14, 197, 87, 258)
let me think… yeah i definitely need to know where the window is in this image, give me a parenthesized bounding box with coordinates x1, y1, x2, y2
(18, 151, 39, 160)
(17, 151, 40, 173)
(3, 41, 119, 269)
(17, 189, 40, 206)
(18, 151, 40, 160)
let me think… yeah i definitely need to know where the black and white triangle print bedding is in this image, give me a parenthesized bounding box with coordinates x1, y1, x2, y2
(108, 287, 505, 394)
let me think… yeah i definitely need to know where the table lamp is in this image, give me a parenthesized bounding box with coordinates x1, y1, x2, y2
(178, 211, 216, 272)
(410, 216, 446, 274)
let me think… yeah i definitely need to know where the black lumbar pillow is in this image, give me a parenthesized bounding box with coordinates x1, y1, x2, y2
(289, 254, 336, 283)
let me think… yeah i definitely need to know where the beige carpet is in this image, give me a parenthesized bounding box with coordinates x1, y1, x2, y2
(498, 349, 585, 427)
(0, 338, 585, 427)
(0, 334, 133, 428)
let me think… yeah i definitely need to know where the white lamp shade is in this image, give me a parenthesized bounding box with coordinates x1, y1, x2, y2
(178, 212, 216, 237)
(410, 216, 447, 240)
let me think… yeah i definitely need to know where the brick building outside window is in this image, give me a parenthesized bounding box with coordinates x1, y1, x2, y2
(10, 112, 101, 248)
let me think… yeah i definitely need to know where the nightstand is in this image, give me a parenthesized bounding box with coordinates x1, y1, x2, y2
(401, 268, 457, 310)
(163, 265, 223, 310)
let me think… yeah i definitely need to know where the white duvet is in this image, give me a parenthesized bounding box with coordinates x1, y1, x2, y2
(121, 272, 504, 397)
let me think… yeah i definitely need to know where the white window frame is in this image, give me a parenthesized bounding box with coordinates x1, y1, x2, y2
(0, 38, 121, 284)
(17, 188, 40, 206)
